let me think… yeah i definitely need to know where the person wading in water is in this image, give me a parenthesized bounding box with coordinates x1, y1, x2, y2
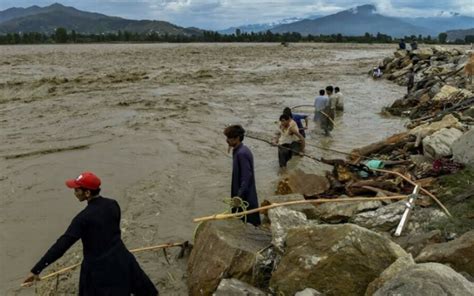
(23, 172, 158, 296)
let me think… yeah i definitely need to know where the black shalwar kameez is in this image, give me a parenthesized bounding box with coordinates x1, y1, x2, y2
(31, 196, 158, 296)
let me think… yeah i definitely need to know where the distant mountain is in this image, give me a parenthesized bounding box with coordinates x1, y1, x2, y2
(446, 28, 474, 42)
(218, 15, 322, 35)
(402, 15, 474, 36)
(271, 4, 430, 37)
(0, 5, 43, 23)
(0, 3, 202, 36)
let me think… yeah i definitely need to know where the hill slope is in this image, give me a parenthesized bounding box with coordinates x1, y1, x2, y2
(0, 3, 201, 36)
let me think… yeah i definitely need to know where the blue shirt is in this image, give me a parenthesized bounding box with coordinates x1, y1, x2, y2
(292, 113, 308, 137)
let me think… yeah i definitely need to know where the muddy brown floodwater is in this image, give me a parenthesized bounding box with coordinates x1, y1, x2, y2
(0, 43, 406, 295)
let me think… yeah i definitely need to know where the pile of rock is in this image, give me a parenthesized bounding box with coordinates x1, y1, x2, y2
(187, 209, 474, 295)
(377, 46, 473, 122)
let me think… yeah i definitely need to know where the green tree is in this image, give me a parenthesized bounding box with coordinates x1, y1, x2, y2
(438, 32, 448, 44)
(465, 35, 474, 44)
(55, 27, 68, 43)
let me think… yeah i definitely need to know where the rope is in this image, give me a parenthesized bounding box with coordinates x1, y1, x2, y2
(222, 196, 250, 223)
(233, 132, 450, 217)
(193, 196, 249, 240)
(245, 132, 369, 161)
(193, 195, 408, 223)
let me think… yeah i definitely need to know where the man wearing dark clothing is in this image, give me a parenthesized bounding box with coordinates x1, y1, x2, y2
(224, 125, 261, 226)
(23, 172, 158, 296)
(407, 69, 415, 94)
(399, 39, 406, 50)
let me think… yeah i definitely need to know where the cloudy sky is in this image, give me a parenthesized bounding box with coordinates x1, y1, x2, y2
(1, 0, 473, 30)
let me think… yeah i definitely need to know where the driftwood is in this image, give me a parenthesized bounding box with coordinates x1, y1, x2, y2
(350, 132, 410, 159)
(361, 186, 399, 196)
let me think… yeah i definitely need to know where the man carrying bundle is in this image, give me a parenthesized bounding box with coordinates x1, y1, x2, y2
(23, 172, 158, 296)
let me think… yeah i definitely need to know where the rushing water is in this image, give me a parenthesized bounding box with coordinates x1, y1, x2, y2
(0, 43, 406, 294)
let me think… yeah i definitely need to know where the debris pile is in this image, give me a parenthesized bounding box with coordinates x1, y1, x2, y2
(377, 46, 473, 121)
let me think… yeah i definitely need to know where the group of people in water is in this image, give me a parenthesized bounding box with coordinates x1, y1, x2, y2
(272, 85, 344, 171)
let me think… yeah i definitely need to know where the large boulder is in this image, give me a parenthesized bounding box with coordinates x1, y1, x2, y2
(276, 169, 330, 197)
(188, 220, 272, 295)
(422, 127, 463, 159)
(263, 194, 319, 219)
(350, 201, 446, 234)
(314, 196, 382, 223)
(452, 129, 474, 165)
(269, 224, 408, 296)
(268, 207, 311, 252)
(416, 230, 474, 277)
(412, 48, 434, 60)
(213, 279, 267, 296)
(372, 263, 474, 296)
(365, 255, 415, 296)
(409, 114, 463, 138)
(393, 230, 445, 257)
(433, 85, 460, 101)
(394, 50, 408, 59)
(295, 288, 324, 296)
(432, 85, 472, 102)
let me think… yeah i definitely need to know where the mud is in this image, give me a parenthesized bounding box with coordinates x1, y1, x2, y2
(0, 43, 406, 295)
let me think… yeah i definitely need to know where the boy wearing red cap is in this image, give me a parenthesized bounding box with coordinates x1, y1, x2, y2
(23, 172, 158, 295)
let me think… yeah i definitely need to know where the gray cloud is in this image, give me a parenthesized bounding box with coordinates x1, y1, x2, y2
(0, 0, 472, 30)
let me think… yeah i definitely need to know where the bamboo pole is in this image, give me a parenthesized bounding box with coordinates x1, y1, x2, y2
(21, 242, 187, 287)
(193, 195, 408, 223)
(371, 168, 452, 217)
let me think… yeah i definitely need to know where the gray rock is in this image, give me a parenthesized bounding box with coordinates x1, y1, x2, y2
(463, 106, 474, 118)
(187, 220, 272, 295)
(270, 224, 408, 296)
(416, 230, 474, 277)
(350, 201, 406, 232)
(413, 48, 434, 60)
(295, 288, 324, 296)
(365, 255, 415, 296)
(213, 279, 268, 296)
(428, 82, 442, 97)
(351, 201, 446, 234)
(393, 230, 445, 257)
(422, 127, 463, 159)
(373, 263, 474, 296)
(452, 129, 474, 165)
(263, 194, 319, 220)
(314, 196, 382, 223)
(268, 207, 310, 252)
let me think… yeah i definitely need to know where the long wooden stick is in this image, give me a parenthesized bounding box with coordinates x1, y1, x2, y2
(193, 195, 408, 223)
(21, 242, 187, 287)
(371, 168, 452, 217)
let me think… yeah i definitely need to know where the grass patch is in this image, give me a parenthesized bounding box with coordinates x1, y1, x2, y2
(424, 165, 474, 235)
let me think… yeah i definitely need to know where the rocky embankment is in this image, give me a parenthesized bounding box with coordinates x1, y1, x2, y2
(187, 46, 474, 296)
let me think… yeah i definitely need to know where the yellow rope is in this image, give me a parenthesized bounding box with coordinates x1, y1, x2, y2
(193, 197, 250, 240)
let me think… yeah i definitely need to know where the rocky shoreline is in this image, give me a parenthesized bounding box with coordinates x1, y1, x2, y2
(187, 46, 474, 296)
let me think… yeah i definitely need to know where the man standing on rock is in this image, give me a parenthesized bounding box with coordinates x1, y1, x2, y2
(224, 125, 261, 226)
(407, 69, 415, 94)
(23, 172, 158, 296)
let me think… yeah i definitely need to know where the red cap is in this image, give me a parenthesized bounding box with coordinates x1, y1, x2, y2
(65, 172, 101, 190)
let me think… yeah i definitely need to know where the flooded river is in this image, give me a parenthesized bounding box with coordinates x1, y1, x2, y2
(0, 43, 405, 294)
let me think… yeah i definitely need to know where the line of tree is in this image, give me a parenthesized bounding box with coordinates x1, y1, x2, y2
(0, 27, 472, 45)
